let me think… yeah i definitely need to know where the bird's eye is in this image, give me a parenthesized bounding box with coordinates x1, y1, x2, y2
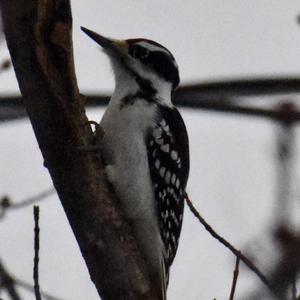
(129, 45, 149, 60)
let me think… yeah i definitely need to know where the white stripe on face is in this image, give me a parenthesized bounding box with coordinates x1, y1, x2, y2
(135, 41, 173, 59)
(135, 41, 178, 70)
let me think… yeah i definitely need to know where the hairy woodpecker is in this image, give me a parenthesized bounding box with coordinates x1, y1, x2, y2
(81, 27, 189, 299)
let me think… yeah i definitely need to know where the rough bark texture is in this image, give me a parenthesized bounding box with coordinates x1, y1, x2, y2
(0, 1, 159, 299)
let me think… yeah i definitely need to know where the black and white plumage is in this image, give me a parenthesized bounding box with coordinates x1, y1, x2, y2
(81, 27, 189, 299)
(147, 105, 189, 281)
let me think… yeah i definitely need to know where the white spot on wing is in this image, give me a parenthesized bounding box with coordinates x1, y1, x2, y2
(160, 119, 167, 127)
(171, 150, 178, 160)
(173, 215, 179, 226)
(159, 166, 166, 177)
(171, 234, 176, 243)
(155, 138, 164, 145)
(165, 231, 170, 239)
(165, 171, 171, 183)
(171, 173, 176, 184)
(155, 159, 160, 169)
(152, 149, 157, 158)
(161, 143, 170, 153)
(163, 124, 170, 133)
(152, 127, 162, 139)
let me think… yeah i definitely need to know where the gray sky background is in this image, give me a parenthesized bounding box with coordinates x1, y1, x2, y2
(0, 2, 300, 300)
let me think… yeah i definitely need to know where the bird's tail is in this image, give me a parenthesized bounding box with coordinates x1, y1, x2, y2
(161, 258, 168, 300)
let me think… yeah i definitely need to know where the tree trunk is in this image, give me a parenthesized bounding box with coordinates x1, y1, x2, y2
(0, 1, 159, 299)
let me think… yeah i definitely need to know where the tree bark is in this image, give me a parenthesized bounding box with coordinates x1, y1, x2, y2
(0, 1, 159, 299)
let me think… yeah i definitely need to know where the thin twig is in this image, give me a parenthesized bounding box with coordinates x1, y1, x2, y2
(3, 76, 300, 123)
(10, 188, 55, 209)
(2, 95, 300, 123)
(185, 196, 274, 294)
(0, 187, 55, 220)
(270, 228, 300, 299)
(34, 206, 42, 300)
(15, 278, 65, 300)
(0, 257, 63, 300)
(229, 256, 240, 300)
(0, 259, 21, 300)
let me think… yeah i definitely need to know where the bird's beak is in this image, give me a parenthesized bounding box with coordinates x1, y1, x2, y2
(81, 27, 127, 55)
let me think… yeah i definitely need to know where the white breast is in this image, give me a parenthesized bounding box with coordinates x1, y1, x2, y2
(100, 97, 156, 215)
(100, 95, 164, 282)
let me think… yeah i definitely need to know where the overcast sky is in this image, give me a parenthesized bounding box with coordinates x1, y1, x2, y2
(1, 2, 300, 300)
(1, 1, 300, 93)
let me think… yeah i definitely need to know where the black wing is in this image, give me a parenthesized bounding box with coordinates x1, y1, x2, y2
(147, 105, 189, 280)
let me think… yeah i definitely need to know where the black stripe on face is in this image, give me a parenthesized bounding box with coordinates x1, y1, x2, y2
(127, 40, 180, 89)
(146, 51, 179, 89)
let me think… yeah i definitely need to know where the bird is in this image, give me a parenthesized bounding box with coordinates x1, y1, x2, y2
(81, 27, 190, 299)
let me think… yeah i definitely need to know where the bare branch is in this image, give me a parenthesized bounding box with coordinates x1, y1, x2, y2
(185, 196, 276, 297)
(0, 257, 64, 300)
(9, 188, 55, 210)
(2, 77, 300, 123)
(2, 94, 300, 124)
(16, 278, 65, 300)
(229, 256, 240, 300)
(0, 187, 55, 220)
(0, 0, 160, 299)
(246, 228, 300, 300)
(269, 227, 300, 299)
(0, 259, 21, 300)
(9, 187, 55, 209)
(33, 206, 42, 300)
(177, 77, 300, 98)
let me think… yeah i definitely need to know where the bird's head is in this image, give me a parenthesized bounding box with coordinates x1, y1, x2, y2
(81, 27, 179, 101)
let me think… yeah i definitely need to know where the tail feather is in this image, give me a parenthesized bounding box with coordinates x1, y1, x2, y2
(161, 258, 168, 300)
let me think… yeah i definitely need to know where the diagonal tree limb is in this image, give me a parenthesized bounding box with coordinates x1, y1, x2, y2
(0, 259, 21, 300)
(2, 91, 300, 123)
(0, 257, 64, 300)
(0, 187, 55, 220)
(175, 78, 300, 99)
(0, 0, 159, 299)
(15, 278, 65, 300)
(185, 196, 281, 299)
(229, 256, 240, 300)
(33, 206, 42, 300)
